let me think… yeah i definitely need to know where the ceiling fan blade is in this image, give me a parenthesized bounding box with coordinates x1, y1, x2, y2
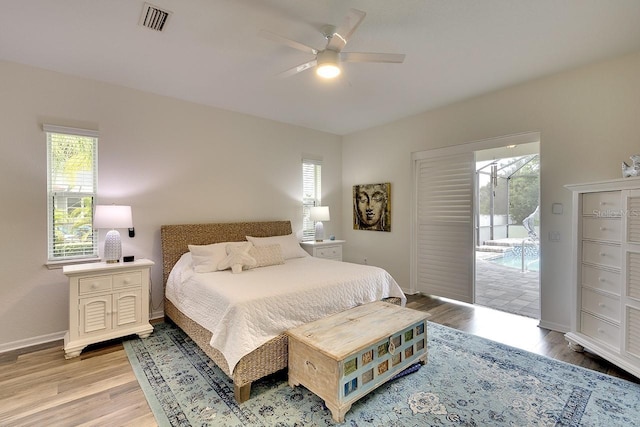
(326, 8, 366, 52)
(260, 29, 318, 55)
(277, 59, 318, 78)
(340, 52, 406, 63)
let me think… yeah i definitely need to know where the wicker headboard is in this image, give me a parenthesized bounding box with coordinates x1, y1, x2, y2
(160, 220, 293, 287)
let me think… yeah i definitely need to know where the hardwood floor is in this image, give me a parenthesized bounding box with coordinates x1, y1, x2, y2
(0, 339, 156, 427)
(1, 296, 637, 426)
(405, 294, 638, 382)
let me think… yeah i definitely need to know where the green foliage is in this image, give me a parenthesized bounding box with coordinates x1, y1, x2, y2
(509, 176, 539, 224)
(50, 135, 94, 189)
(478, 183, 508, 215)
(478, 155, 539, 225)
(52, 196, 94, 257)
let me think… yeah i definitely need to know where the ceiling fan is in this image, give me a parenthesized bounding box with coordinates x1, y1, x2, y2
(260, 8, 405, 79)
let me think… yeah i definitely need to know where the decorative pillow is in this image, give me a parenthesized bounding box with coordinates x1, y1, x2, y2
(246, 233, 309, 260)
(188, 243, 228, 273)
(248, 244, 285, 268)
(217, 242, 257, 273)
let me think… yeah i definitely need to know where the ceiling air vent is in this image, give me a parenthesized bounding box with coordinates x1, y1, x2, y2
(139, 3, 172, 32)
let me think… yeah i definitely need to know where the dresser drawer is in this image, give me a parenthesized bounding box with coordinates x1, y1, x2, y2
(581, 264, 620, 295)
(582, 241, 621, 269)
(582, 191, 621, 217)
(582, 217, 621, 242)
(79, 275, 112, 295)
(581, 287, 620, 322)
(581, 311, 620, 349)
(113, 271, 142, 289)
(316, 245, 342, 260)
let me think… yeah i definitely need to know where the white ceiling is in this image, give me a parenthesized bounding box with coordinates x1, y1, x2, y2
(2, 0, 640, 135)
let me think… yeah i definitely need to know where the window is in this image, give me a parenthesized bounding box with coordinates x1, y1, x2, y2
(45, 125, 99, 261)
(302, 157, 322, 241)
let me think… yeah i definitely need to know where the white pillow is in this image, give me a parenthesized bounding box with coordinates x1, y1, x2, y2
(217, 242, 256, 273)
(188, 243, 228, 273)
(246, 233, 309, 260)
(248, 244, 285, 268)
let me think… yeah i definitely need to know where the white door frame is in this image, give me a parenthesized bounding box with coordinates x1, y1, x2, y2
(410, 131, 541, 297)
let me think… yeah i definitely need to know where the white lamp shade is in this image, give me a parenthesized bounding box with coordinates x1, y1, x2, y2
(309, 206, 330, 222)
(94, 205, 133, 229)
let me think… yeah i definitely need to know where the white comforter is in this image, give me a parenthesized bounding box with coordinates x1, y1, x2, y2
(166, 254, 406, 372)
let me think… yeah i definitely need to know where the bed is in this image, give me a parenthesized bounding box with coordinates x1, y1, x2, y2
(161, 220, 405, 402)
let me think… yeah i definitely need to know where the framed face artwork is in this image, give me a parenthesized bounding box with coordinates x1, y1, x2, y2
(353, 183, 391, 232)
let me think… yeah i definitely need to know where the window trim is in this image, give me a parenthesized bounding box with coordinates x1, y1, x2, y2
(302, 157, 322, 241)
(45, 124, 99, 264)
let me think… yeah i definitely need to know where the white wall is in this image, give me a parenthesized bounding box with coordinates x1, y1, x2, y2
(2, 51, 639, 349)
(342, 51, 640, 332)
(0, 61, 342, 349)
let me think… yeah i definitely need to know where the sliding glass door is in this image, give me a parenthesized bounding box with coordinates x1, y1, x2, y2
(410, 132, 540, 305)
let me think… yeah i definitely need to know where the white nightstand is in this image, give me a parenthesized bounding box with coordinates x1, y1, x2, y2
(300, 240, 345, 261)
(62, 259, 154, 359)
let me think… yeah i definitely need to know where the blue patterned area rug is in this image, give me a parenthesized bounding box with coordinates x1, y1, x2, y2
(124, 322, 640, 426)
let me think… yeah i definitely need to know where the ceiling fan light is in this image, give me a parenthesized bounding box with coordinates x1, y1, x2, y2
(316, 50, 341, 79)
(316, 63, 341, 78)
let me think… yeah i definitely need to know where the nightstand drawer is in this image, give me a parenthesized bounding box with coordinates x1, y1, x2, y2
(113, 271, 142, 289)
(317, 246, 342, 259)
(79, 275, 112, 295)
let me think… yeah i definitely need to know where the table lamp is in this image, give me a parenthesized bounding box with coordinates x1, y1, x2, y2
(310, 206, 330, 242)
(94, 205, 133, 263)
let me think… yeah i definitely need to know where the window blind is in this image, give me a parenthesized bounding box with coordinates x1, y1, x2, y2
(302, 157, 322, 241)
(413, 151, 475, 303)
(45, 125, 99, 261)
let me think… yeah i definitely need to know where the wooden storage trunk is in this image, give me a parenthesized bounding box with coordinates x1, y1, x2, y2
(287, 301, 428, 422)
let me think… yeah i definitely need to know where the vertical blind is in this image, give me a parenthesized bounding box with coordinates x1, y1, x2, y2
(45, 124, 99, 260)
(413, 151, 475, 303)
(302, 157, 322, 241)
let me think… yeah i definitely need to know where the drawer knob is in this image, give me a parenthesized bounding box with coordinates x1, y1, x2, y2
(91, 283, 98, 289)
(598, 303, 605, 308)
(597, 328, 605, 334)
(600, 227, 606, 231)
(600, 253, 606, 257)
(599, 277, 605, 282)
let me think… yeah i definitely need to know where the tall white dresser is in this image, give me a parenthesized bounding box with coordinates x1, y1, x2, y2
(565, 177, 640, 378)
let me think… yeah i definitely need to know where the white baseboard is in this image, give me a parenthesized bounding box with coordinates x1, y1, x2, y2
(0, 330, 65, 354)
(538, 319, 569, 333)
(150, 310, 165, 321)
(1, 313, 168, 354)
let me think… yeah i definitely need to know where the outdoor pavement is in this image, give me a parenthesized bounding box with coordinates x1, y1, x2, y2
(475, 251, 540, 319)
